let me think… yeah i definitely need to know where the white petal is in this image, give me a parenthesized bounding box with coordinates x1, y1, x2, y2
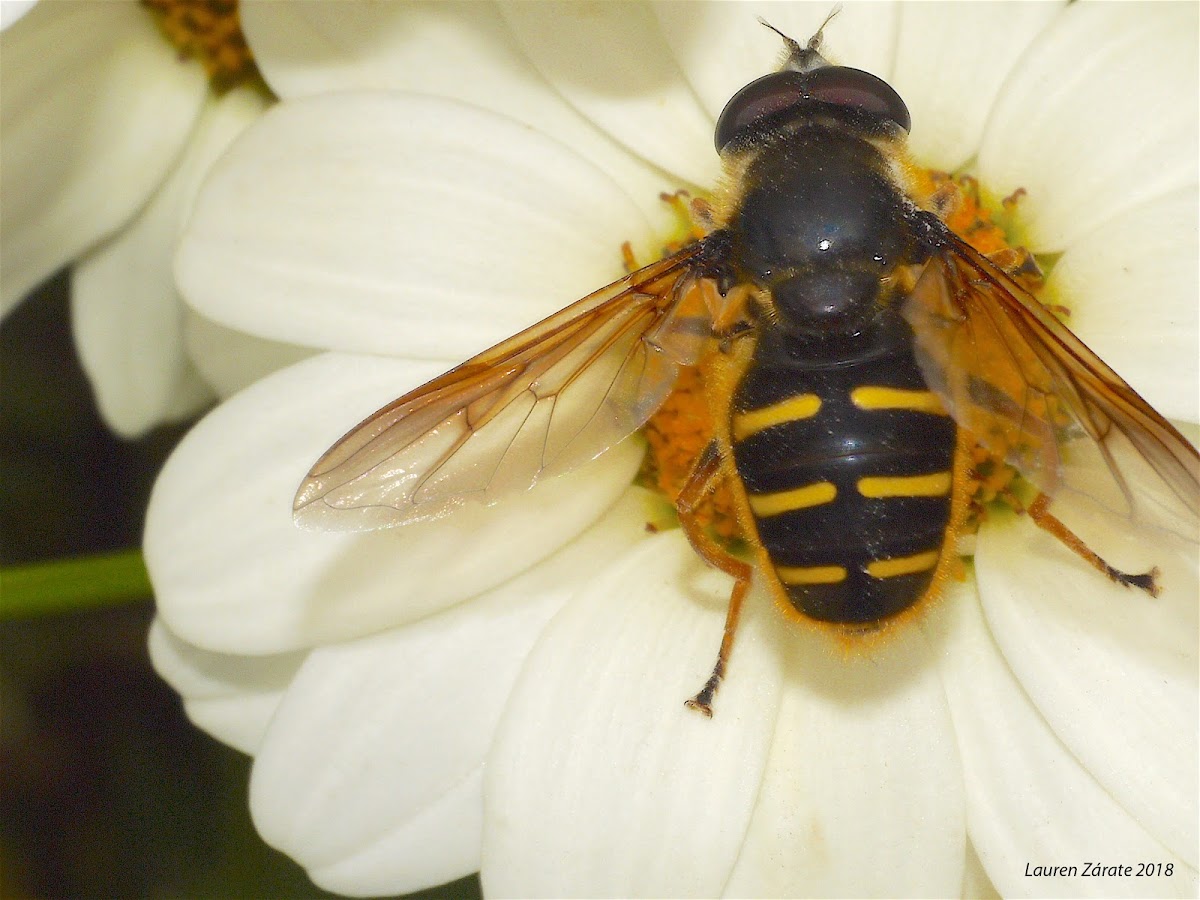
(927, 578, 1197, 898)
(308, 770, 484, 898)
(145, 351, 643, 654)
(962, 840, 1002, 900)
(71, 87, 267, 437)
(483, 531, 783, 898)
(0, 1, 37, 31)
(976, 504, 1198, 867)
(1044, 187, 1199, 423)
(656, 2, 899, 122)
(726, 623, 964, 897)
(184, 309, 315, 401)
(147, 619, 303, 754)
(177, 92, 651, 358)
(241, 0, 678, 225)
(892, 3, 1062, 171)
(0, 0, 207, 312)
(250, 490, 651, 896)
(977, 3, 1198, 251)
(501, 2, 718, 188)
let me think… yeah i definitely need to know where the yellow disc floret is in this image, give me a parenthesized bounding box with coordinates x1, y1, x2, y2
(142, 0, 258, 89)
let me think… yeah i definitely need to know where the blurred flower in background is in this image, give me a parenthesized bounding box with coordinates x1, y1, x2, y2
(0, 0, 268, 438)
(0, 2, 345, 897)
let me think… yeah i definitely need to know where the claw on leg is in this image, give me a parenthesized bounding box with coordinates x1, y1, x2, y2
(685, 662, 724, 718)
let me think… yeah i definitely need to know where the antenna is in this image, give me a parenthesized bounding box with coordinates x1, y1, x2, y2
(762, 8, 839, 75)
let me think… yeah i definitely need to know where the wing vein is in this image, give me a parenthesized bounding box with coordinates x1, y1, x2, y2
(293, 242, 717, 529)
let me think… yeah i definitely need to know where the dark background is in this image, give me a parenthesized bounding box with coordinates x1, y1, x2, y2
(0, 273, 480, 899)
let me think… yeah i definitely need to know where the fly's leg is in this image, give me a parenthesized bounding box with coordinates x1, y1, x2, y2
(676, 442, 753, 717)
(621, 191, 714, 274)
(659, 190, 715, 241)
(1025, 493, 1160, 596)
(985, 245, 1043, 286)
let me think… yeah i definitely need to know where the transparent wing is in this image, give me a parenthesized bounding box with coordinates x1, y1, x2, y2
(904, 233, 1199, 534)
(294, 244, 717, 530)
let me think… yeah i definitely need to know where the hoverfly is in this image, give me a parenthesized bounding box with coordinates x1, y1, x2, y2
(295, 19, 1200, 715)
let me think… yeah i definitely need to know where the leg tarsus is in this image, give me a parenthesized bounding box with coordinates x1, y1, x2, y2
(675, 444, 752, 718)
(1123, 566, 1161, 598)
(684, 661, 723, 718)
(683, 570, 751, 717)
(620, 240, 637, 273)
(1026, 493, 1160, 597)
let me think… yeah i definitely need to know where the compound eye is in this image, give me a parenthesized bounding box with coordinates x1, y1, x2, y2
(715, 71, 809, 152)
(803, 66, 910, 133)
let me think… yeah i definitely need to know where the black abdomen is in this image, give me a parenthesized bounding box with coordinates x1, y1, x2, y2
(730, 313, 956, 624)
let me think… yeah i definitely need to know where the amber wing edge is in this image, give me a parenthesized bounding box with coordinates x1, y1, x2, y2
(292, 241, 719, 531)
(904, 218, 1199, 531)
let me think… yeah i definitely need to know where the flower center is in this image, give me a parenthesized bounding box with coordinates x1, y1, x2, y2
(638, 172, 1047, 545)
(142, 0, 258, 89)
(917, 170, 1049, 529)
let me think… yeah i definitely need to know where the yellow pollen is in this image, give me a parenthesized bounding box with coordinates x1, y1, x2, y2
(638, 365, 740, 544)
(142, 0, 259, 88)
(911, 169, 1053, 530)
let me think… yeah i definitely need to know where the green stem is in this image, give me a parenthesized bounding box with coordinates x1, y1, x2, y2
(0, 549, 152, 619)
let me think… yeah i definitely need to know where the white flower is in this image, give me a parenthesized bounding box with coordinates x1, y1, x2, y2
(147, 3, 1198, 897)
(0, 0, 269, 437)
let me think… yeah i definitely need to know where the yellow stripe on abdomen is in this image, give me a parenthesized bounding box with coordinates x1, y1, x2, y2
(850, 386, 947, 415)
(748, 481, 837, 517)
(775, 564, 848, 585)
(866, 550, 941, 579)
(732, 393, 822, 441)
(857, 471, 952, 498)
